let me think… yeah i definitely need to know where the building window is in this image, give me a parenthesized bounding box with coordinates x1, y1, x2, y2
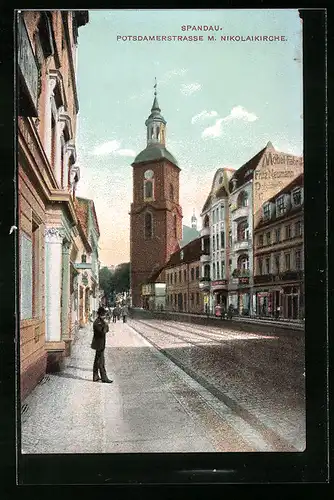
(204, 264, 210, 278)
(220, 205, 224, 220)
(173, 214, 177, 238)
(292, 188, 302, 206)
(258, 258, 263, 275)
(228, 229, 232, 246)
(229, 259, 232, 273)
(237, 220, 249, 241)
(285, 253, 291, 270)
(295, 250, 302, 270)
(263, 203, 270, 220)
(196, 266, 199, 279)
(277, 196, 286, 216)
(174, 272, 177, 283)
(266, 231, 271, 245)
(221, 260, 225, 278)
(144, 180, 153, 199)
(285, 225, 291, 239)
(179, 270, 182, 282)
(144, 212, 153, 239)
(216, 233, 219, 250)
(216, 208, 219, 221)
(238, 191, 249, 208)
(238, 254, 249, 271)
(191, 268, 194, 281)
(196, 292, 200, 305)
(295, 221, 303, 237)
(170, 273, 173, 284)
(217, 262, 220, 279)
(220, 230, 225, 248)
(183, 269, 187, 281)
(212, 262, 216, 280)
(258, 234, 264, 247)
(169, 183, 174, 201)
(191, 293, 194, 305)
(212, 236, 216, 252)
(20, 233, 33, 320)
(212, 210, 216, 224)
(274, 254, 280, 274)
(265, 257, 271, 275)
(203, 214, 210, 227)
(81, 254, 87, 263)
(275, 228, 281, 243)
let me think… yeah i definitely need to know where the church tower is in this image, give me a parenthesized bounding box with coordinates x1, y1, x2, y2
(191, 209, 197, 230)
(130, 80, 183, 307)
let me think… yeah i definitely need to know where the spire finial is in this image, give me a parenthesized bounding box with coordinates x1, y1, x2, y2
(154, 77, 157, 96)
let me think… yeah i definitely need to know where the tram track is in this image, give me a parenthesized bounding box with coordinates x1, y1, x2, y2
(129, 318, 301, 452)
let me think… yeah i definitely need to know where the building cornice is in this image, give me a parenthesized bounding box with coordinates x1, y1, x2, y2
(62, 13, 79, 114)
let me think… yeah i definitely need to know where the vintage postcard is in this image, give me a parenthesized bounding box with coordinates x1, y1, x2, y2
(16, 8, 326, 483)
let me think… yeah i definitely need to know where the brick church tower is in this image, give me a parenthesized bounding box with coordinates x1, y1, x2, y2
(130, 82, 182, 307)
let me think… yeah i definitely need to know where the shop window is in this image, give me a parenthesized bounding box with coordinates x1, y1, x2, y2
(285, 253, 291, 270)
(144, 212, 153, 239)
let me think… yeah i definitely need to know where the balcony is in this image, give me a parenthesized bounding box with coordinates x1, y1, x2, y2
(199, 277, 211, 291)
(74, 262, 92, 270)
(233, 239, 251, 252)
(232, 206, 249, 221)
(200, 253, 211, 263)
(200, 226, 210, 237)
(18, 15, 39, 117)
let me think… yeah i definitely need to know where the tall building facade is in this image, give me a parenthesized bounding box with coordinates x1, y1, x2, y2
(130, 87, 182, 307)
(199, 142, 303, 317)
(18, 11, 89, 398)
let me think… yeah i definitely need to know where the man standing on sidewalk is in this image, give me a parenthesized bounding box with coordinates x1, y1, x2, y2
(91, 307, 113, 383)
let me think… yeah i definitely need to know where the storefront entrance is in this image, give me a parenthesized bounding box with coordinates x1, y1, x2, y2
(282, 286, 300, 319)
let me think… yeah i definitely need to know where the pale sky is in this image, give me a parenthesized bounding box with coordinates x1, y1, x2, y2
(75, 9, 303, 266)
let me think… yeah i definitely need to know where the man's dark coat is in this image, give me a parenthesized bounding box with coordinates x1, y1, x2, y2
(91, 317, 109, 350)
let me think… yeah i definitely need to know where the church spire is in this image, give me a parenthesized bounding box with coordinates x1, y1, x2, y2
(191, 209, 197, 230)
(145, 77, 167, 146)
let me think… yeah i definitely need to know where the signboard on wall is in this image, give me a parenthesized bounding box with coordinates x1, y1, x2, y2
(20, 233, 33, 319)
(253, 146, 303, 228)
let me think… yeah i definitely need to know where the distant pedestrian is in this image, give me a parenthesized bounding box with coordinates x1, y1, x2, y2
(91, 307, 112, 384)
(112, 307, 117, 323)
(227, 304, 234, 320)
(121, 304, 129, 323)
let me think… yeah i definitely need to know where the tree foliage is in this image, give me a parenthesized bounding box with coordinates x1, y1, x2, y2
(99, 263, 130, 301)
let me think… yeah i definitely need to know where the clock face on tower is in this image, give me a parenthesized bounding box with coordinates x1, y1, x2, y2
(144, 169, 154, 180)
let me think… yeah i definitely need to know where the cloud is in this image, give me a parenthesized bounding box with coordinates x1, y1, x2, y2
(191, 110, 218, 124)
(180, 82, 201, 96)
(114, 149, 136, 157)
(91, 140, 135, 157)
(164, 68, 188, 80)
(201, 105, 258, 139)
(223, 105, 258, 123)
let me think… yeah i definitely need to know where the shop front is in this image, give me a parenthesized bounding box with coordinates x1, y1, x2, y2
(211, 280, 228, 313)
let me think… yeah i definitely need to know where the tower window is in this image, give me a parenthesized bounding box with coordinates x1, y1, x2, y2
(169, 183, 174, 201)
(144, 180, 153, 200)
(173, 214, 177, 237)
(144, 212, 153, 239)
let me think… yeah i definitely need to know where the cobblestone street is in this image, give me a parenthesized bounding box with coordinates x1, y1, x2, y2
(21, 318, 305, 453)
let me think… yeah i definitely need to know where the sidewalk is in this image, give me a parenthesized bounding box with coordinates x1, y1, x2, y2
(21, 319, 265, 453)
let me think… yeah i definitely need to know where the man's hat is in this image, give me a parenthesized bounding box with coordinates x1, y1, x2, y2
(97, 306, 106, 316)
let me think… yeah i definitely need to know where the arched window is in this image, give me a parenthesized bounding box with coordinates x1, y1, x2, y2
(237, 254, 249, 271)
(203, 214, 210, 227)
(169, 183, 174, 201)
(144, 212, 153, 239)
(237, 191, 249, 208)
(173, 213, 177, 237)
(237, 220, 249, 241)
(144, 180, 153, 199)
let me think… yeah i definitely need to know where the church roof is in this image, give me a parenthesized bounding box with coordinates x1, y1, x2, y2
(133, 143, 179, 166)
